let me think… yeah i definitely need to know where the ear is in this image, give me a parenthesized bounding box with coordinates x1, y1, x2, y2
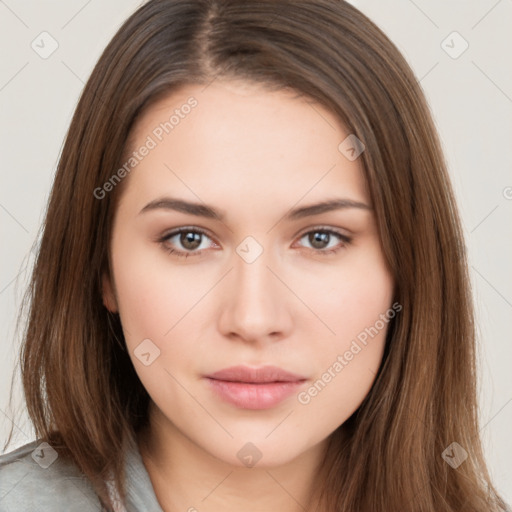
(102, 272, 118, 313)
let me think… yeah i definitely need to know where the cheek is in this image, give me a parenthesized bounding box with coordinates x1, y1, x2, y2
(111, 247, 206, 403)
(111, 241, 205, 353)
(301, 246, 394, 348)
(295, 248, 393, 413)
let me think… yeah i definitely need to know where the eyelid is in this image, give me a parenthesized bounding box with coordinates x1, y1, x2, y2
(294, 224, 352, 240)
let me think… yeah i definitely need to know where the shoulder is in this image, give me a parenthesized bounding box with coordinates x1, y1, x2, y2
(0, 439, 102, 512)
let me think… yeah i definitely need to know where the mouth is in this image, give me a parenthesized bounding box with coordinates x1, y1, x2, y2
(204, 365, 307, 410)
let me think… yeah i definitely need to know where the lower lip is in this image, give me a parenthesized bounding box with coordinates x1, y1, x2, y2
(206, 378, 305, 410)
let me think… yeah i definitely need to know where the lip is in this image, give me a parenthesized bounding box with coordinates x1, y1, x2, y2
(205, 365, 307, 410)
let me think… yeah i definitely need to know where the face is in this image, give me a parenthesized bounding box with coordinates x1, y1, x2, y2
(103, 80, 395, 468)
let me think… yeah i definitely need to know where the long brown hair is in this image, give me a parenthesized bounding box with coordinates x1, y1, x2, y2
(4, 0, 508, 510)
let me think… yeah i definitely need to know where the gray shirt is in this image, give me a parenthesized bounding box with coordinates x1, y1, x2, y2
(0, 438, 164, 511)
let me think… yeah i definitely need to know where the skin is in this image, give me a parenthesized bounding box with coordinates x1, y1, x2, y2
(102, 80, 394, 512)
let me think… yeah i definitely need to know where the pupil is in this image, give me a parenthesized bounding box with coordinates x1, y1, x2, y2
(310, 232, 329, 249)
(182, 232, 201, 250)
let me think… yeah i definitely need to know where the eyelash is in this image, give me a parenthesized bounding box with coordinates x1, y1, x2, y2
(157, 226, 352, 259)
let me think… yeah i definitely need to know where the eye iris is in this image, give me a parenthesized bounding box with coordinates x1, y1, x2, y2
(181, 231, 202, 250)
(309, 231, 330, 249)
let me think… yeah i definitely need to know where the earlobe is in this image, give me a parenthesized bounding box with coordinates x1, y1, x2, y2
(101, 273, 118, 313)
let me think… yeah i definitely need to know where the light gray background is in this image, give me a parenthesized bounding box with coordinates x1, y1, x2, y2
(1, 0, 511, 503)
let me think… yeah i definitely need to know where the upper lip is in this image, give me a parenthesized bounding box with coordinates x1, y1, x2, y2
(206, 365, 306, 383)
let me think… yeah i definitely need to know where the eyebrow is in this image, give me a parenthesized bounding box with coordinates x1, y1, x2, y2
(139, 197, 371, 221)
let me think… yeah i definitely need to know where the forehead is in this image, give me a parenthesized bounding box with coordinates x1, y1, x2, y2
(121, 81, 369, 213)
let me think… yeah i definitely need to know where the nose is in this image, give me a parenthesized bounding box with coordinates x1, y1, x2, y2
(216, 246, 293, 345)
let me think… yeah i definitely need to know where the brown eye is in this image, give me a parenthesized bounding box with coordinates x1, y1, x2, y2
(159, 227, 215, 258)
(308, 231, 331, 250)
(296, 228, 351, 256)
(179, 231, 203, 250)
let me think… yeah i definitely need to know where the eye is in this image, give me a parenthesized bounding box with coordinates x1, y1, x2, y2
(158, 226, 351, 259)
(158, 227, 217, 259)
(294, 227, 351, 256)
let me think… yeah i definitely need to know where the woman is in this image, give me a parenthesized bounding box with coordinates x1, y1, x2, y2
(1, 1, 508, 511)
